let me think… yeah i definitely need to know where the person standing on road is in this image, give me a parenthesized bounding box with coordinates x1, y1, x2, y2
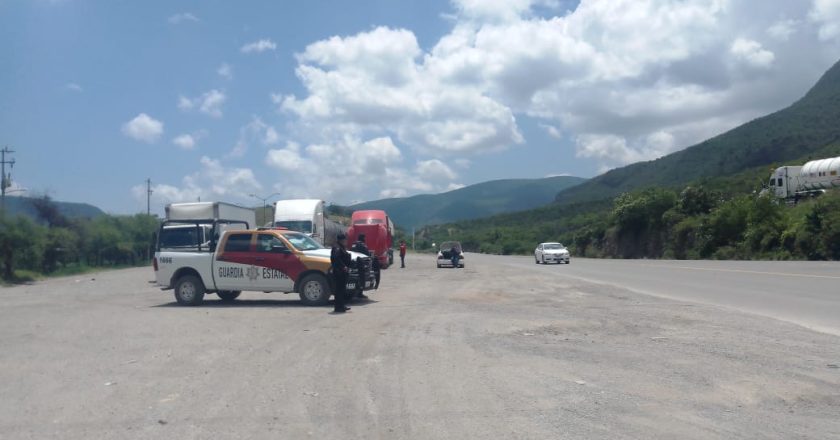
(331, 233, 352, 313)
(450, 244, 461, 268)
(350, 234, 371, 299)
(399, 240, 407, 268)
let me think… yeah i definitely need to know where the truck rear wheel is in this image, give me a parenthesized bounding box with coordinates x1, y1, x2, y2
(298, 273, 330, 306)
(174, 275, 205, 306)
(217, 290, 241, 302)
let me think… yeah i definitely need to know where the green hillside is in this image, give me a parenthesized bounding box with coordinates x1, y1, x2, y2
(350, 176, 586, 229)
(420, 59, 840, 261)
(554, 59, 840, 205)
(2, 196, 104, 221)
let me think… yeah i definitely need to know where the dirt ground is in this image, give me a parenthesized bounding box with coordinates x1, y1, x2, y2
(0, 254, 838, 439)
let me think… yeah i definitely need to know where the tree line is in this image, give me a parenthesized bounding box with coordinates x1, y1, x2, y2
(0, 197, 157, 281)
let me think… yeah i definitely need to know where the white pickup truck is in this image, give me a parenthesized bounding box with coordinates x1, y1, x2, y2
(154, 227, 376, 306)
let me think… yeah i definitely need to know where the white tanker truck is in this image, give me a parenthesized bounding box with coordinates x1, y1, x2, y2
(767, 156, 840, 202)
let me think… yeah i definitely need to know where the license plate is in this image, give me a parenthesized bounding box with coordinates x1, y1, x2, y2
(346, 283, 355, 289)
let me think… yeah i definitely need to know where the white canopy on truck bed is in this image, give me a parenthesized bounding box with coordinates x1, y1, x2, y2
(165, 202, 256, 228)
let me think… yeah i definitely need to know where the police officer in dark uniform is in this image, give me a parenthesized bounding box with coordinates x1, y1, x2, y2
(350, 234, 371, 300)
(330, 233, 351, 313)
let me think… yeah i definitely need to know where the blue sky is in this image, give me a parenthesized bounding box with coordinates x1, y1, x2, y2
(2, 0, 839, 215)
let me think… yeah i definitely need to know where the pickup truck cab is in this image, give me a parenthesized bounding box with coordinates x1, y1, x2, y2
(154, 228, 375, 306)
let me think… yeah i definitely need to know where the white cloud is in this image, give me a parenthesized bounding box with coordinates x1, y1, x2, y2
(264, 126, 279, 145)
(65, 82, 82, 92)
(415, 159, 457, 181)
(172, 134, 196, 150)
(177, 89, 226, 118)
(168, 12, 199, 24)
(453, 0, 560, 23)
(217, 63, 233, 79)
(260, 134, 463, 202)
(265, 0, 840, 197)
(241, 39, 277, 53)
(177, 95, 194, 111)
(767, 19, 798, 41)
(810, 0, 840, 40)
(282, 26, 524, 155)
(171, 131, 206, 150)
(265, 142, 305, 171)
(730, 38, 775, 68)
(121, 113, 163, 143)
(229, 117, 281, 157)
(539, 123, 562, 139)
(133, 156, 262, 206)
(575, 130, 679, 170)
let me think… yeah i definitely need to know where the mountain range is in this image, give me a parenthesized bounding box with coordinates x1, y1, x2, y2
(349, 176, 586, 229)
(2, 196, 105, 222)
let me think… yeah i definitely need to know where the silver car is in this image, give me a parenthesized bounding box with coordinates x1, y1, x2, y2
(535, 242, 570, 264)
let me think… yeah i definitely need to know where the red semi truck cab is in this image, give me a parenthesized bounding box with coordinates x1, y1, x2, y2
(347, 210, 394, 269)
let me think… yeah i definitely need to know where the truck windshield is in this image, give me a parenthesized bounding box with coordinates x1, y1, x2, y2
(353, 218, 384, 225)
(274, 221, 313, 233)
(283, 232, 323, 251)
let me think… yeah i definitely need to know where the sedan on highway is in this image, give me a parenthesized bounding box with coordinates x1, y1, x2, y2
(535, 242, 570, 264)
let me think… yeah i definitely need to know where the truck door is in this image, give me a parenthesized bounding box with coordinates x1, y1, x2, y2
(253, 233, 296, 292)
(214, 232, 255, 291)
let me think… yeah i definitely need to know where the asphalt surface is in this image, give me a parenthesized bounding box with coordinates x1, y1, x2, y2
(503, 255, 840, 336)
(1, 255, 839, 439)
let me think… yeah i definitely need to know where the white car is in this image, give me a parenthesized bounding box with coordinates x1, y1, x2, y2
(437, 241, 465, 268)
(535, 242, 570, 264)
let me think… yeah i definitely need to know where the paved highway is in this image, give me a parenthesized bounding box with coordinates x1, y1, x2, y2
(493, 255, 840, 336)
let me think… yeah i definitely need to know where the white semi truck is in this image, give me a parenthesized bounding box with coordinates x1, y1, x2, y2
(273, 199, 346, 247)
(768, 156, 840, 201)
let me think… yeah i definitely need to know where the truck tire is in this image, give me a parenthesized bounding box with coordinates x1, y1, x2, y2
(174, 275, 205, 306)
(298, 273, 330, 306)
(217, 290, 241, 302)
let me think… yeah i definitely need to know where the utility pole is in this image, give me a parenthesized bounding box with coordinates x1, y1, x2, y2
(145, 178, 153, 215)
(1, 147, 16, 215)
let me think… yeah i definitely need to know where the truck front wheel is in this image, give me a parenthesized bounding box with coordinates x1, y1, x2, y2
(298, 273, 330, 306)
(174, 275, 205, 306)
(217, 290, 241, 302)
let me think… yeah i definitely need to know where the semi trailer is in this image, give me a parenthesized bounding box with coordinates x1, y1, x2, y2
(768, 156, 840, 202)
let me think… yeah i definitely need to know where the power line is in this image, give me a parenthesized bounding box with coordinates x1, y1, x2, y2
(1, 146, 16, 216)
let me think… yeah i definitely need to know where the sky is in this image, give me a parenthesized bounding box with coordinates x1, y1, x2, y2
(1, 0, 840, 215)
